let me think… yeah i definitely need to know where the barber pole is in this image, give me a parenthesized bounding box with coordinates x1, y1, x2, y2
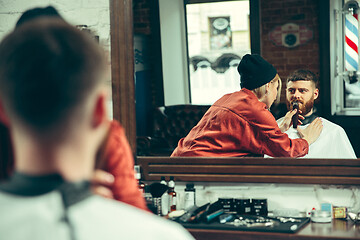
(345, 11, 359, 71)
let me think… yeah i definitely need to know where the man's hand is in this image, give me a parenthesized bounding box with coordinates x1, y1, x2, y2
(278, 109, 304, 132)
(91, 169, 115, 199)
(297, 117, 323, 145)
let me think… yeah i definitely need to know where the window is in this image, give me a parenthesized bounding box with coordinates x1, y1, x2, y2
(185, 0, 250, 104)
(331, 0, 360, 115)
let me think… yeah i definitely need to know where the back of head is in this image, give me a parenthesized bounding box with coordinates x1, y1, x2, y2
(15, 6, 63, 28)
(286, 69, 318, 87)
(0, 18, 106, 137)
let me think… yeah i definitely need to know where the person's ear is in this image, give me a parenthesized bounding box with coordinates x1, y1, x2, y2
(92, 90, 107, 128)
(265, 83, 270, 95)
(313, 88, 319, 100)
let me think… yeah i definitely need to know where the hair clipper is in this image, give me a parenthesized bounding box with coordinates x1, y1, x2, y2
(292, 102, 299, 128)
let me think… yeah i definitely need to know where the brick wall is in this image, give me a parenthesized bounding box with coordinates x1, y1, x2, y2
(133, 0, 152, 35)
(0, 0, 110, 49)
(260, 0, 320, 103)
(0, 0, 113, 118)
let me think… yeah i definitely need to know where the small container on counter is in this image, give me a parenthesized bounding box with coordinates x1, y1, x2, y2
(251, 198, 268, 216)
(184, 183, 196, 210)
(333, 206, 347, 219)
(311, 210, 332, 223)
(168, 177, 177, 212)
(219, 198, 234, 213)
(234, 198, 252, 215)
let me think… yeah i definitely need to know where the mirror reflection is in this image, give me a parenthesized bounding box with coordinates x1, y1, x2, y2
(134, 0, 359, 158)
(186, 1, 248, 104)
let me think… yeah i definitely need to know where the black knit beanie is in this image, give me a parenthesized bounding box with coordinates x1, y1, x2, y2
(237, 54, 277, 90)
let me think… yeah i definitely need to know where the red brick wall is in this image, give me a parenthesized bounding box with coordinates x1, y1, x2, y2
(260, 0, 320, 102)
(133, 0, 151, 35)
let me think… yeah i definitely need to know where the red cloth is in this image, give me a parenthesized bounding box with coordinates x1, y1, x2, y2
(102, 120, 148, 211)
(0, 102, 9, 127)
(0, 106, 148, 210)
(171, 89, 308, 157)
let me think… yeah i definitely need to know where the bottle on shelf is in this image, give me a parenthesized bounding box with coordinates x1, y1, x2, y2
(184, 183, 196, 210)
(160, 176, 169, 216)
(160, 176, 167, 185)
(168, 176, 177, 212)
(134, 165, 145, 194)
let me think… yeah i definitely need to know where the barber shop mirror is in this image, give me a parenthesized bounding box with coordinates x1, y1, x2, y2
(134, 0, 263, 156)
(130, 0, 359, 158)
(111, 0, 360, 184)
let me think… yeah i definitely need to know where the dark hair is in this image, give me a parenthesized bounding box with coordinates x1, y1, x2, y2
(286, 69, 318, 87)
(15, 6, 63, 28)
(0, 18, 106, 134)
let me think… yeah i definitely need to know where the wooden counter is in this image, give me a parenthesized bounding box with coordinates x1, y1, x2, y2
(186, 219, 360, 240)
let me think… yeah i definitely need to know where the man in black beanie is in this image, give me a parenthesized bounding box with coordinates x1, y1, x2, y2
(238, 54, 278, 90)
(172, 54, 323, 157)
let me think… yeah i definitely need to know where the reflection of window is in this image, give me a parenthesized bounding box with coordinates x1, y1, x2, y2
(185, 0, 250, 105)
(209, 17, 232, 49)
(330, 0, 360, 115)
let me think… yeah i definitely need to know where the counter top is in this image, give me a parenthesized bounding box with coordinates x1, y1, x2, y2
(185, 219, 360, 240)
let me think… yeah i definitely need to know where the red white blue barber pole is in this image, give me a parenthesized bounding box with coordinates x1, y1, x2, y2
(345, 7, 359, 72)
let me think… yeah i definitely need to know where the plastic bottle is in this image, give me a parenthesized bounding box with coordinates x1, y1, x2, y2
(168, 176, 177, 212)
(160, 176, 169, 216)
(184, 183, 196, 210)
(134, 165, 145, 194)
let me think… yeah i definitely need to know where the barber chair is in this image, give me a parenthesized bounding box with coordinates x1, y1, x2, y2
(137, 104, 210, 156)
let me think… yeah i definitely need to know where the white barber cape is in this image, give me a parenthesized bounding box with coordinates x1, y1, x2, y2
(274, 117, 356, 158)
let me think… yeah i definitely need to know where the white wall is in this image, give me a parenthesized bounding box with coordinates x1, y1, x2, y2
(159, 0, 190, 105)
(0, 0, 110, 46)
(172, 182, 360, 216)
(0, 0, 113, 118)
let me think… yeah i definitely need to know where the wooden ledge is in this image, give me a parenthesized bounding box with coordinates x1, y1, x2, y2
(136, 157, 360, 185)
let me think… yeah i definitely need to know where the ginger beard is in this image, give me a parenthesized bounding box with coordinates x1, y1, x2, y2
(286, 95, 315, 116)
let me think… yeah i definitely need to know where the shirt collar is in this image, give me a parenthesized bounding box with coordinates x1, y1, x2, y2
(0, 171, 92, 207)
(0, 171, 65, 196)
(302, 113, 319, 125)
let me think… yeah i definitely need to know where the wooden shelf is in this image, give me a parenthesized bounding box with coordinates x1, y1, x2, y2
(136, 156, 360, 185)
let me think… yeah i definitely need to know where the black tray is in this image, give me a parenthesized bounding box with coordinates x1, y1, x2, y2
(180, 215, 310, 234)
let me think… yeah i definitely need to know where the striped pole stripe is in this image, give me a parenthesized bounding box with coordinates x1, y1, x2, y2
(345, 13, 359, 71)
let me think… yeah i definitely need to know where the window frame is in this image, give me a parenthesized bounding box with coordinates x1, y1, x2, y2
(183, 0, 260, 103)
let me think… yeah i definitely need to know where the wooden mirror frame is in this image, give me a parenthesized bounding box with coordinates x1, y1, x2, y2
(110, 0, 360, 185)
(110, 0, 136, 151)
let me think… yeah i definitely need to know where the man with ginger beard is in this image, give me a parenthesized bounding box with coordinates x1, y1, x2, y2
(277, 69, 356, 158)
(172, 55, 323, 158)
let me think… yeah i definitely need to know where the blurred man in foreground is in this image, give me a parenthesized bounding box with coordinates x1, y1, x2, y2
(0, 17, 193, 239)
(0, 6, 148, 211)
